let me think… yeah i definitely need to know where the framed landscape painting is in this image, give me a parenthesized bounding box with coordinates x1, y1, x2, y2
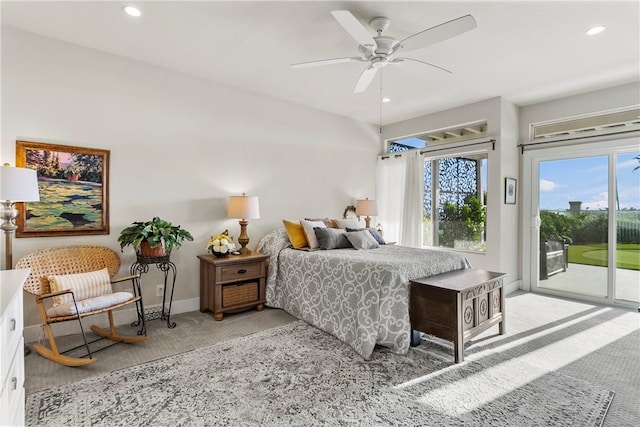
(16, 140, 110, 237)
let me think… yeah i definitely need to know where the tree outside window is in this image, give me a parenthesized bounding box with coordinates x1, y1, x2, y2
(424, 155, 488, 252)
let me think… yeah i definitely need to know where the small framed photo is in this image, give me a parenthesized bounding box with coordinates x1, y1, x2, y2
(505, 177, 517, 204)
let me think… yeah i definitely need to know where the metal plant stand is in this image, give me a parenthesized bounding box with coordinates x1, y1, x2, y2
(130, 253, 178, 331)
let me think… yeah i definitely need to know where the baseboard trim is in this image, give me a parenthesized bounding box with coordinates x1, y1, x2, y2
(504, 279, 522, 296)
(24, 297, 200, 344)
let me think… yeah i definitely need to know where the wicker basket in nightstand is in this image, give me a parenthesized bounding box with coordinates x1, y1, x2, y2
(222, 282, 259, 307)
(197, 253, 268, 321)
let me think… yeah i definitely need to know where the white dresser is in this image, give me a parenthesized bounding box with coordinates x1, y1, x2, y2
(1, 268, 29, 427)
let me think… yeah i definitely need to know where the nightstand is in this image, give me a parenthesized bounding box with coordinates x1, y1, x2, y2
(197, 253, 268, 321)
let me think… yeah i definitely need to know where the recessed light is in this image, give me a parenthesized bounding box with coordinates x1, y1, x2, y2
(586, 26, 606, 36)
(382, 97, 391, 103)
(122, 6, 142, 17)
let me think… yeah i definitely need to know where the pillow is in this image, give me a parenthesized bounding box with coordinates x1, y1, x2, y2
(46, 292, 134, 317)
(346, 230, 380, 250)
(282, 219, 308, 249)
(333, 218, 361, 229)
(314, 227, 352, 250)
(346, 227, 386, 245)
(304, 218, 335, 228)
(48, 268, 112, 307)
(300, 219, 327, 250)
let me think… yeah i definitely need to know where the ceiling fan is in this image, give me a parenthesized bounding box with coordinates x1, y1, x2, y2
(292, 10, 477, 93)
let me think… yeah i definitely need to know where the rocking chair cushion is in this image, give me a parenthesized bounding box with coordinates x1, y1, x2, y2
(48, 268, 112, 307)
(46, 291, 134, 317)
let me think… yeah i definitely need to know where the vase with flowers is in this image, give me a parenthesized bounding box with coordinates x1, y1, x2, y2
(207, 229, 236, 257)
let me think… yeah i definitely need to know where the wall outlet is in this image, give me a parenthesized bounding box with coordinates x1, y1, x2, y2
(156, 284, 164, 297)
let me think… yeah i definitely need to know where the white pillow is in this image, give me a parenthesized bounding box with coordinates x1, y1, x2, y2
(346, 230, 380, 250)
(46, 292, 133, 317)
(333, 218, 361, 229)
(300, 219, 327, 250)
(48, 268, 113, 307)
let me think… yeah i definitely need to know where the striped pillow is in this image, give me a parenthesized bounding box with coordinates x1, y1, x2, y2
(48, 268, 113, 307)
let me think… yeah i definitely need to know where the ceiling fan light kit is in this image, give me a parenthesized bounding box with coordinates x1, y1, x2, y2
(292, 10, 477, 93)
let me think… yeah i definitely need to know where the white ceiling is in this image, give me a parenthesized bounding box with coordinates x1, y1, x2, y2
(2, 1, 639, 125)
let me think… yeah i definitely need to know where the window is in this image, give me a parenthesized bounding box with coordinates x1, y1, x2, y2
(388, 126, 490, 252)
(424, 153, 488, 252)
(389, 138, 425, 152)
(389, 122, 486, 153)
(530, 108, 640, 140)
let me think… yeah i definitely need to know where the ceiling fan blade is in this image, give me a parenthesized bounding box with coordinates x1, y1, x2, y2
(393, 57, 452, 74)
(291, 57, 364, 68)
(331, 10, 376, 47)
(396, 14, 477, 53)
(353, 66, 378, 93)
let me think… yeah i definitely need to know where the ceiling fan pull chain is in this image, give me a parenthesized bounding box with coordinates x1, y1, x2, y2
(379, 69, 383, 135)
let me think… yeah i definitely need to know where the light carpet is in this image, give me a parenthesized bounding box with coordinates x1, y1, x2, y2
(26, 320, 613, 426)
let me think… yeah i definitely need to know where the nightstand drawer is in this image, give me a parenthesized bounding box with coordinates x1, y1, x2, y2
(220, 262, 262, 282)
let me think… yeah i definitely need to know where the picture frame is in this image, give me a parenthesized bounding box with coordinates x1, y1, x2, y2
(16, 140, 110, 237)
(505, 177, 517, 205)
(342, 205, 360, 220)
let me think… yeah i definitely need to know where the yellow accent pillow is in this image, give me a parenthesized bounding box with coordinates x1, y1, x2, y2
(282, 219, 308, 249)
(48, 268, 113, 307)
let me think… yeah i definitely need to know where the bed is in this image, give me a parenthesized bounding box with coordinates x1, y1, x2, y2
(256, 228, 471, 360)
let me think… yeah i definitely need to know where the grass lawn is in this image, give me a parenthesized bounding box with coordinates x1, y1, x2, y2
(568, 243, 640, 270)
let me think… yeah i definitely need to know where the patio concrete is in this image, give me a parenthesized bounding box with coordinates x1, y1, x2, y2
(540, 262, 639, 304)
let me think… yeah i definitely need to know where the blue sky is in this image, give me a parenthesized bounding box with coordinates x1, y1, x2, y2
(539, 153, 640, 211)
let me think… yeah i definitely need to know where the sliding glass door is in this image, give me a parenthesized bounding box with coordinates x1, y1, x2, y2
(537, 155, 610, 298)
(615, 152, 640, 303)
(525, 139, 639, 306)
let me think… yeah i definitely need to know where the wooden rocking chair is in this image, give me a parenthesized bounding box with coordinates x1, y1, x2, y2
(16, 245, 147, 367)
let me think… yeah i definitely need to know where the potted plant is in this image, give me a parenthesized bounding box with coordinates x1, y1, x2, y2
(206, 230, 236, 257)
(118, 217, 193, 257)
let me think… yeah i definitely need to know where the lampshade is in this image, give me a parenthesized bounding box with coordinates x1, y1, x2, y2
(0, 165, 40, 201)
(227, 194, 260, 219)
(355, 198, 378, 217)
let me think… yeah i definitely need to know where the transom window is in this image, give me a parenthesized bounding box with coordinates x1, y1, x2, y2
(388, 122, 487, 153)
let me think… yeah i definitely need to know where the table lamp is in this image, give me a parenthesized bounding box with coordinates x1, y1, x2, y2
(227, 193, 260, 255)
(1, 163, 40, 270)
(355, 198, 378, 228)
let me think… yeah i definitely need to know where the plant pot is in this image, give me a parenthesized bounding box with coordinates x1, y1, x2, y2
(140, 241, 166, 257)
(210, 249, 229, 258)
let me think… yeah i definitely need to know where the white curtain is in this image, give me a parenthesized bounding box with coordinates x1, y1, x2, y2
(376, 151, 424, 247)
(400, 151, 424, 247)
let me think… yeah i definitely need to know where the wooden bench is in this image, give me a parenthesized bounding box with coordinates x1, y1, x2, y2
(409, 269, 507, 363)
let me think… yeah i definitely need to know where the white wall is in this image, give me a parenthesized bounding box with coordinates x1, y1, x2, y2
(498, 99, 520, 287)
(519, 82, 640, 142)
(1, 27, 378, 335)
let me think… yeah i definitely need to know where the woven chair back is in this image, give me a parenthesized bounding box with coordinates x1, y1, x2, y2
(15, 245, 121, 296)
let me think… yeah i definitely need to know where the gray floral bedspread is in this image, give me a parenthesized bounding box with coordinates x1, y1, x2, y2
(257, 228, 471, 360)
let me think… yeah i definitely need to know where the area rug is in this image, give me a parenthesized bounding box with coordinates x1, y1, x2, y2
(26, 321, 613, 426)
